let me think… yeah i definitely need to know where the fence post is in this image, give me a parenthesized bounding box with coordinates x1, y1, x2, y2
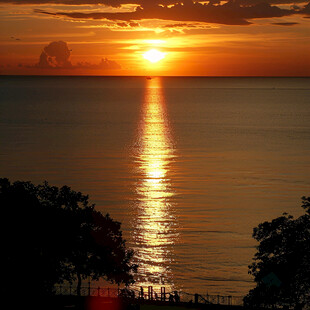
(217, 295, 220, 304)
(148, 286, 153, 300)
(140, 287, 144, 299)
(194, 294, 199, 304)
(97, 287, 100, 297)
(88, 281, 91, 296)
(161, 287, 166, 301)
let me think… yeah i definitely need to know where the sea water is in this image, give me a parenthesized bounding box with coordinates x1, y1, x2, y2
(1, 76, 309, 297)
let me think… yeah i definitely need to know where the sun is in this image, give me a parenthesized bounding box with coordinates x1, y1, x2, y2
(143, 49, 165, 63)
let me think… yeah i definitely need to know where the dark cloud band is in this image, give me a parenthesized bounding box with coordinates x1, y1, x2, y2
(33, 1, 305, 26)
(0, 0, 308, 6)
(3, 0, 309, 26)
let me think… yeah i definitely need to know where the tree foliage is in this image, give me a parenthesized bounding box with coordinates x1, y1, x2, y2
(244, 196, 310, 308)
(1, 178, 137, 297)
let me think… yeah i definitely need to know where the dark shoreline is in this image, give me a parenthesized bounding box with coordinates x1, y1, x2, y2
(23, 295, 246, 310)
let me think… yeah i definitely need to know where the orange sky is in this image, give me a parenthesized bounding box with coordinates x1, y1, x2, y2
(0, 0, 309, 76)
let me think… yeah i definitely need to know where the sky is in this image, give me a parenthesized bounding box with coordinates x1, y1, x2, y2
(0, 0, 309, 76)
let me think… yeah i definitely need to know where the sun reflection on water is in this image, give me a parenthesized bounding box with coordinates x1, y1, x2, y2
(132, 78, 178, 292)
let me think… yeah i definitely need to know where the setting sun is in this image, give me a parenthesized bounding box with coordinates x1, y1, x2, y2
(143, 49, 165, 63)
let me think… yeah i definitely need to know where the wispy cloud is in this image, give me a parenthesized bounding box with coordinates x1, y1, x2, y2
(271, 22, 299, 25)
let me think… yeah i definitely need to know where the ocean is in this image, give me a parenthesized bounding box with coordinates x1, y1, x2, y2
(1, 76, 309, 297)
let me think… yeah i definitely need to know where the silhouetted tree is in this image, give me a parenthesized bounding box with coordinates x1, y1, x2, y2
(1, 178, 137, 298)
(244, 196, 310, 309)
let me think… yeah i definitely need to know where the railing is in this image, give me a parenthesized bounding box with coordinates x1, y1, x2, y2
(178, 291, 244, 306)
(54, 285, 244, 306)
(54, 285, 119, 297)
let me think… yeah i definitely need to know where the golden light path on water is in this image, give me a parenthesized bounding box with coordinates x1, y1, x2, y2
(132, 78, 178, 294)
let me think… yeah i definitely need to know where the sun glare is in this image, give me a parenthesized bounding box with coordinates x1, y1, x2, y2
(143, 49, 165, 63)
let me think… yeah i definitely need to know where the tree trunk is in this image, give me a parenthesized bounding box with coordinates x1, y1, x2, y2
(77, 272, 82, 296)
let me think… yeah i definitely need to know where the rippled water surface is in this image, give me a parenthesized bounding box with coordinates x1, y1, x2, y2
(1, 76, 310, 296)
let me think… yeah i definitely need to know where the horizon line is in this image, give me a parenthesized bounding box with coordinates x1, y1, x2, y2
(1, 74, 310, 78)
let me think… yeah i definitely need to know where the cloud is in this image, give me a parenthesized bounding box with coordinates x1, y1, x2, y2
(3, 0, 308, 26)
(0, 0, 308, 5)
(0, 0, 132, 6)
(33, 1, 300, 26)
(76, 58, 121, 69)
(271, 22, 299, 25)
(114, 21, 140, 27)
(129, 21, 140, 27)
(233, 0, 307, 5)
(301, 2, 310, 14)
(0, 0, 190, 6)
(116, 22, 128, 27)
(163, 23, 197, 28)
(35, 40, 121, 70)
(162, 22, 202, 31)
(37, 41, 72, 68)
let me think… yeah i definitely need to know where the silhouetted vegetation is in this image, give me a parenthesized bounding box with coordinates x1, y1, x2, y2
(1, 178, 137, 299)
(244, 196, 310, 309)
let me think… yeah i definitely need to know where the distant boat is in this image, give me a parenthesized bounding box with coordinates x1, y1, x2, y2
(146, 76, 152, 80)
